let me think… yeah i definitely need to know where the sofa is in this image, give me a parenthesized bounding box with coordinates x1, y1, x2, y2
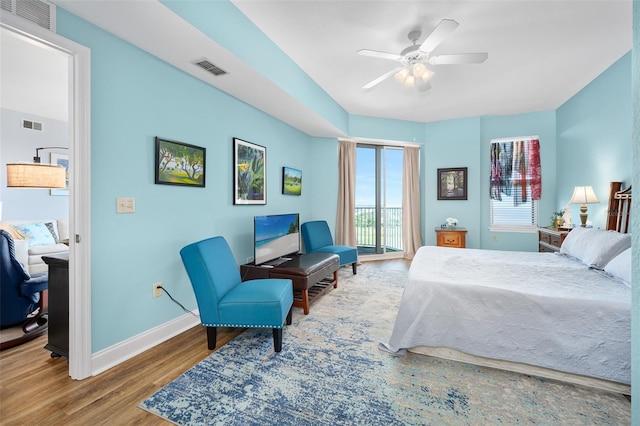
(0, 219, 69, 275)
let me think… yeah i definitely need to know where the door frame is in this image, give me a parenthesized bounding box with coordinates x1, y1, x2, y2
(1, 12, 92, 380)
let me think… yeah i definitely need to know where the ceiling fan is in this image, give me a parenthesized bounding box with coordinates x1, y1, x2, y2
(358, 19, 488, 92)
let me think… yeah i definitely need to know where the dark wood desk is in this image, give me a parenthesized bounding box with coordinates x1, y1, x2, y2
(42, 253, 69, 359)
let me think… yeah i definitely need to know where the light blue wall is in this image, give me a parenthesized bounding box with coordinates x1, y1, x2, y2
(480, 111, 557, 251)
(57, 10, 316, 351)
(556, 52, 632, 229)
(161, 0, 349, 135)
(631, 0, 638, 419)
(424, 117, 482, 248)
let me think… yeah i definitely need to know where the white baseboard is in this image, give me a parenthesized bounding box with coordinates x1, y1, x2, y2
(90, 312, 200, 376)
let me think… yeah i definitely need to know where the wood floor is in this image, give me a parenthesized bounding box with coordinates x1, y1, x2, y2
(0, 259, 410, 425)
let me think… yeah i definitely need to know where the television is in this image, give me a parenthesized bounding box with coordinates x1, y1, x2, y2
(254, 213, 300, 266)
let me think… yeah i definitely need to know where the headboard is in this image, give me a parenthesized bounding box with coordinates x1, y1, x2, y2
(606, 181, 632, 233)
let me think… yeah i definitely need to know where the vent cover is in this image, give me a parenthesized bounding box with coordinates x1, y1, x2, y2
(22, 119, 43, 131)
(193, 59, 227, 77)
(1, 0, 56, 31)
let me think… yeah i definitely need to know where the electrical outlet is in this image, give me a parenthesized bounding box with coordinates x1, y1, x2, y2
(153, 282, 163, 298)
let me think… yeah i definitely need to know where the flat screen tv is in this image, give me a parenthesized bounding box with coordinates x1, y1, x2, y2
(254, 213, 300, 266)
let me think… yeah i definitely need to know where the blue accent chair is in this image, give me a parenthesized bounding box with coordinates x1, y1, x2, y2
(0, 230, 49, 350)
(301, 221, 358, 274)
(180, 236, 293, 352)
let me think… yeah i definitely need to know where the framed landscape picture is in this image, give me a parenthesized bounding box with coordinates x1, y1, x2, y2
(282, 166, 302, 195)
(437, 167, 467, 200)
(155, 137, 206, 187)
(234, 138, 266, 205)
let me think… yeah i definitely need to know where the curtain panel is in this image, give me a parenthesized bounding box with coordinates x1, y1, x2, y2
(402, 146, 422, 258)
(336, 140, 357, 247)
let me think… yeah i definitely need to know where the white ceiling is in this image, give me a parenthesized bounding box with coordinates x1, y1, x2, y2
(1, 27, 69, 122)
(49, 1, 633, 137)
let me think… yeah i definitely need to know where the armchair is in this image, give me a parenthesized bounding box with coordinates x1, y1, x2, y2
(301, 221, 357, 274)
(180, 236, 293, 352)
(0, 230, 48, 350)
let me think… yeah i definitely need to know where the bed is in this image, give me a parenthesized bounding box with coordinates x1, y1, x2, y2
(380, 183, 632, 393)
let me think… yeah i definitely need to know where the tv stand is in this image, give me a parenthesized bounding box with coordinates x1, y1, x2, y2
(240, 252, 340, 314)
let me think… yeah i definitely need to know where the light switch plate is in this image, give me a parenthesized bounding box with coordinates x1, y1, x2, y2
(116, 197, 135, 214)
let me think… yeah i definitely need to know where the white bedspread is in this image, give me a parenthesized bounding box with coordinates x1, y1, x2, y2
(380, 246, 631, 385)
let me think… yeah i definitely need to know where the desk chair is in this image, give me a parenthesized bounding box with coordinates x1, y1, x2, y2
(0, 230, 48, 349)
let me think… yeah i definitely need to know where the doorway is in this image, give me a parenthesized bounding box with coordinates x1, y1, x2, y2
(1, 13, 92, 379)
(355, 144, 404, 258)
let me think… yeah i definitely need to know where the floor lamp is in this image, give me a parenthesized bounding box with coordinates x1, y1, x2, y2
(569, 186, 600, 227)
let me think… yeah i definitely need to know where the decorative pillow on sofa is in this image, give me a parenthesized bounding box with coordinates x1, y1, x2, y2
(11, 222, 56, 247)
(560, 227, 631, 269)
(604, 247, 631, 286)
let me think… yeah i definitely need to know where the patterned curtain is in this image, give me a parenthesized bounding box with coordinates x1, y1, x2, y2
(490, 138, 541, 203)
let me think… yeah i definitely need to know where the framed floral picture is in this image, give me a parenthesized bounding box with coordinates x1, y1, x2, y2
(437, 167, 467, 200)
(233, 138, 266, 205)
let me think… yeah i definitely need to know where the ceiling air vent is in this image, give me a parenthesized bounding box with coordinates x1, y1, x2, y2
(22, 119, 43, 131)
(193, 59, 227, 77)
(1, 0, 56, 31)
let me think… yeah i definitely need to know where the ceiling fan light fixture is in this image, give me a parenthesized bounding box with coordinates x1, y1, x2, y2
(394, 68, 409, 83)
(421, 68, 435, 82)
(412, 63, 426, 77)
(403, 75, 415, 87)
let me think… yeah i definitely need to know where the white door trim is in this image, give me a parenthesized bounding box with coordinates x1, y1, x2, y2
(1, 11, 92, 380)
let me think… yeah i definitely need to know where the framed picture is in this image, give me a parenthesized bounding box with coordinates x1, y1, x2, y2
(233, 138, 266, 205)
(282, 166, 302, 196)
(155, 137, 205, 187)
(50, 153, 69, 196)
(437, 167, 467, 200)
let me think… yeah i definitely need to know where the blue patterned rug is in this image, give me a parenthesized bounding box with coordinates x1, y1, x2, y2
(140, 264, 630, 425)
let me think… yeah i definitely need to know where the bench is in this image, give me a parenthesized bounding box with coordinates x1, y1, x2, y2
(240, 252, 340, 314)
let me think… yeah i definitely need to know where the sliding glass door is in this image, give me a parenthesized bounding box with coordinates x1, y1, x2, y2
(355, 144, 403, 256)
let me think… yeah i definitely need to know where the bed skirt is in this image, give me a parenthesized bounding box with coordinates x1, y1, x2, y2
(408, 346, 630, 395)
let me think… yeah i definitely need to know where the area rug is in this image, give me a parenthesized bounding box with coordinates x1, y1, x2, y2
(140, 264, 630, 425)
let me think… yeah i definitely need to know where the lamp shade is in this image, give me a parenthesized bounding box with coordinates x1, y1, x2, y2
(6, 163, 66, 189)
(569, 186, 599, 204)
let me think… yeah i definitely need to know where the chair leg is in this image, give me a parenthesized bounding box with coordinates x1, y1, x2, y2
(273, 328, 283, 352)
(352, 262, 357, 274)
(206, 326, 217, 350)
(286, 307, 293, 325)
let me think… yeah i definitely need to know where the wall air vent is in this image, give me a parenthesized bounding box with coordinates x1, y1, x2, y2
(1, 0, 56, 31)
(193, 59, 228, 77)
(22, 119, 43, 131)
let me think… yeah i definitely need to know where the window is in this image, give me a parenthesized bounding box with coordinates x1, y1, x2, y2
(489, 136, 541, 232)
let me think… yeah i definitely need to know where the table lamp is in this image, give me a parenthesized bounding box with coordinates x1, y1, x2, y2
(569, 186, 599, 227)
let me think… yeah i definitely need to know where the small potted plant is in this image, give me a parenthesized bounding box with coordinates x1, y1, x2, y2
(550, 209, 565, 230)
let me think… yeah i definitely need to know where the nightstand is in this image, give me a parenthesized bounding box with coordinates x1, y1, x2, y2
(538, 228, 570, 253)
(435, 228, 467, 249)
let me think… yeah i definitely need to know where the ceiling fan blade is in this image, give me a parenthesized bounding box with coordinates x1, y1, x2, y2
(429, 52, 488, 65)
(363, 67, 403, 89)
(357, 49, 402, 61)
(419, 19, 459, 52)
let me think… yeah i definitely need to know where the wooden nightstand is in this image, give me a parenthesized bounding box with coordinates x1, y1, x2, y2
(435, 228, 467, 249)
(538, 227, 570, 253)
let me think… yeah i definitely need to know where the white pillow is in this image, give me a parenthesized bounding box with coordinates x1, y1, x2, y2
(559, 227, 631, 269)
(604, 247, 632, 286)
